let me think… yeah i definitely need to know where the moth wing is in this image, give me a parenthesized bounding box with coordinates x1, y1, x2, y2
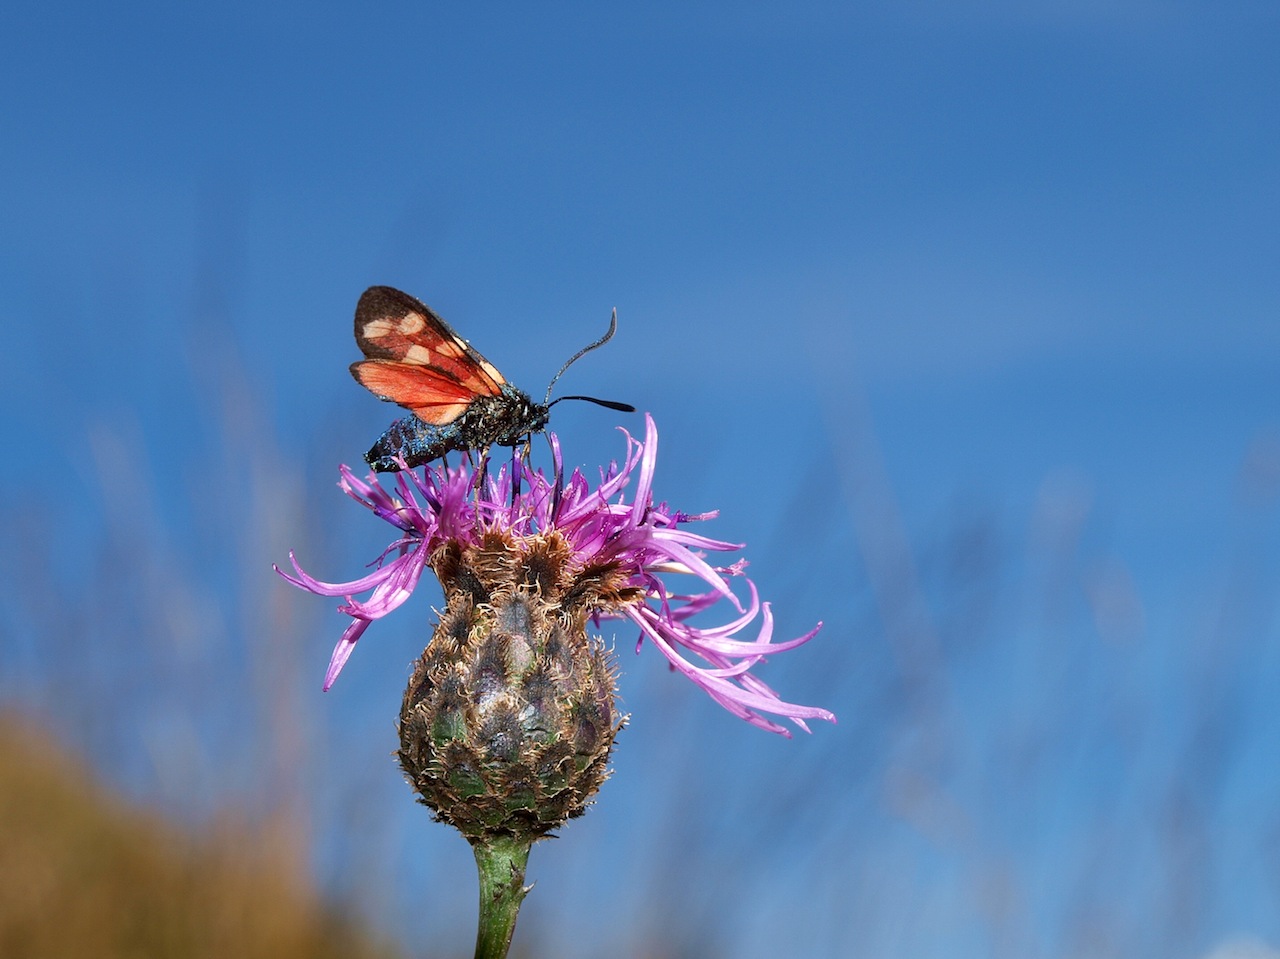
(350, 360, 475, 425)
(353, 286, 507, 396)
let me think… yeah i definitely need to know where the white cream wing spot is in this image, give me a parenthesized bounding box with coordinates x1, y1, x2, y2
(363, 318, 397, 339)
(479, 359, 504, 384)
(404, 345, 434, 365)
(436, 339, 464, 359)
(398, 312, 426, 335)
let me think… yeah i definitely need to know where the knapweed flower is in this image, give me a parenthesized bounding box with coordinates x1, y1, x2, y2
(276, 414, 832, 839)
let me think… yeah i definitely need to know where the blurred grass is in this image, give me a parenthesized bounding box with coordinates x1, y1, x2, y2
(0, 711, 403, 959)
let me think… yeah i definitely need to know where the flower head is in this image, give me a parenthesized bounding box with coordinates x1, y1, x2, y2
(276, 414, 833, 737)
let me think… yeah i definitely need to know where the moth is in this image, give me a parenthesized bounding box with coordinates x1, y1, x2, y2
(350, 286, 634, 472)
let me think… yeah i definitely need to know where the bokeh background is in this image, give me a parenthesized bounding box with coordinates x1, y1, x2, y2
(3, 4, 1279, 957)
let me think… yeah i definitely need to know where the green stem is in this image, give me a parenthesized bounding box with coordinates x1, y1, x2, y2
(471, 835, 533, 959)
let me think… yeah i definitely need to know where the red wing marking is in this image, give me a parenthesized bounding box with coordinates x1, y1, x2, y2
(350, 360, 473, 425)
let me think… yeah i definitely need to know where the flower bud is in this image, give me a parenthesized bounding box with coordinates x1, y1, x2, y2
(397, 530, 631, 843)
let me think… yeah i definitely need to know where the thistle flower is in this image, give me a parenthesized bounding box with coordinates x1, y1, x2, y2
(277, 414, 833, 740)
(277, 413, 832, 957)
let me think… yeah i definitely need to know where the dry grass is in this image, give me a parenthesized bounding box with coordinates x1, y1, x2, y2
(0, 712, 403, 959)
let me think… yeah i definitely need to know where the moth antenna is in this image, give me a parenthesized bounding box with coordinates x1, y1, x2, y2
(546, 395, 636, 412)
(543, 308, 621, 405)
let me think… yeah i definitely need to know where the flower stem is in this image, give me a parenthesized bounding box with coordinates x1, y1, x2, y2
(471, 835, 533, 959)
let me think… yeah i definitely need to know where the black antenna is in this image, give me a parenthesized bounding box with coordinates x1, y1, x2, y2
(547, 394, 635, 411)
(543, 308, 636, 413)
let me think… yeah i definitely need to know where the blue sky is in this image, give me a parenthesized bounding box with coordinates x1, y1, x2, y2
(3, 3, 1279, 956)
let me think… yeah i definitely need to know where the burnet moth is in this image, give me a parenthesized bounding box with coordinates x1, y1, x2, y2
(350, 286, 634, 472)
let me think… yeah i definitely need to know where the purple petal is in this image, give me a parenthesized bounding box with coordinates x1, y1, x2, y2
(274, 551, 403, 597)
(323, 616, 373, 690)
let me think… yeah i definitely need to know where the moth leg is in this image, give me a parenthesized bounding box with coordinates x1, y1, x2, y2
(472, 448, 491, 495)
(509, 444, 524, 504)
